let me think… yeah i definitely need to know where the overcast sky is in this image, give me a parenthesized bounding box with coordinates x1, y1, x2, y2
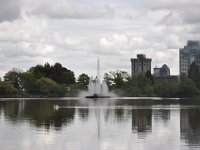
(0, 0, 200, 78)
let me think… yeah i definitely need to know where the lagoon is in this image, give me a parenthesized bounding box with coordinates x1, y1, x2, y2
(0, 97, 200, 150)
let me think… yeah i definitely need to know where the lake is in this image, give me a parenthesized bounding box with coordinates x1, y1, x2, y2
(0, 97, 200, 150)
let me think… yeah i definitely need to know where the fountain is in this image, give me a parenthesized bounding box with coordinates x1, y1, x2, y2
(85, 59, 110, 98)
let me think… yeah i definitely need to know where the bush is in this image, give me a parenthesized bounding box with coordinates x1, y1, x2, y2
(35, 77, 66, 97)
(0, 81, 18, 97)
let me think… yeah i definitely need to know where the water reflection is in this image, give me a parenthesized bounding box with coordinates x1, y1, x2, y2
(132, 109, 152, 137)
(0, 98, 200, 149)
(181, 108, 200, 147)
(1, 100, 76, 130)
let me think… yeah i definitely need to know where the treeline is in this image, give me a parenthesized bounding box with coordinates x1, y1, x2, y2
(0, 63, 89, 97)
(104, 68, 200, 98)
(0, 61, 200, 98)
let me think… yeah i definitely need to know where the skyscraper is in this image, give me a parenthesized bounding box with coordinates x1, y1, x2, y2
(131, 54, 152, 76)
(179, 41, 200, 76)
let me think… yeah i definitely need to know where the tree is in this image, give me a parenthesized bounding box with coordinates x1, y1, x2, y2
(188, 61, 200, 89)
(153, 80, 179, 97)
(21, 72, 37, 94)
(77, 73, 90, 89)
(0, 81, 18, 97)
(145, 70, 154, 84)
(132, 74, 153, 96)
(104, 70, 129, 89)
(28, 62, 76, 85)
(4, 68, 24, 91)
(179, 79, 200, 97)
(35, 77, 65, 96)
(29, 65, 45, 79)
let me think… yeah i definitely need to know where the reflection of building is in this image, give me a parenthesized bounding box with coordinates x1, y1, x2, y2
(179, 41, 200, 76)
(132, 109, 152, 137)
(131, 54, 152, 76)
(180, 109, 200, 145)
(153, 109, 170, 121)
(154, 64, 170, 77)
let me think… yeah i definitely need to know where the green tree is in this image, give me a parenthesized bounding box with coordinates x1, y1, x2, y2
(188, 61, 200, 89)
(28, 62, 76, 85)
(104, 70, 129, 89)
(64, 71, 75, 86)
(154, 80, 179, 97)
(77, 73, 90, 89)
(4, 68, 24, 91)
(179, 79, 199, 97)
(132, 74, 153, 96)
(29, 65, 45, 79)
(35, 77, 65, 97)
(145, 70, 154, 84)
(123, 77, 142, 96)
(21, 72, 37, 94)
(0, 81, 18, 97)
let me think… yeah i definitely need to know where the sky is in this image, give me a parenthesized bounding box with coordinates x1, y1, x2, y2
(0, 0, 200, 78)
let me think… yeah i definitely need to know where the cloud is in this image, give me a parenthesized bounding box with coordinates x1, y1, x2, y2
(22, 0, 115, 19)
(139, 0, 200, 25)
(0, 0, 21, 22)
(0, 0, 199, 78)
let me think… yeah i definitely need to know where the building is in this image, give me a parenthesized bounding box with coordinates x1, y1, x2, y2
(131, 54, 152, 76)
(180, 41, 200, 76)
(154, 64, 170, 77)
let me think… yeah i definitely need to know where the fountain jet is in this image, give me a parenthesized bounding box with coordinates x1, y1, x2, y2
(86, 59, 110, 98)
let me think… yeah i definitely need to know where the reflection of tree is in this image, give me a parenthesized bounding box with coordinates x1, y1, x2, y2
(181, 109, 200, 145)
(115, 108, 124, 121)
(132, 109, 152, 137)
(78, 108, 89, 120)
(2, 100, 76, 130)
(2, 101, 24, 121)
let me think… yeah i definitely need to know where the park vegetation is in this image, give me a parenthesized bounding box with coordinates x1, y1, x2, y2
(0, 61, 200, 98)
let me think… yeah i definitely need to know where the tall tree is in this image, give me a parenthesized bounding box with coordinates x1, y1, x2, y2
(188, 61, 200, 89)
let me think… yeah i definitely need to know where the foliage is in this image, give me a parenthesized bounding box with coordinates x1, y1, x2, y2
(29, 62, 75, 85)
(153, 80, 179, 97)
(179, 79, 200, 97)
(1, 62, 75, 97)
(145, 70, 154, 84)
(77, 73, 90, 89)
(104, 70, 200, 98)
(188, 61, 200, 89)
(21, 72, 37, 94)
(35, 77, 65, 97)
(104, 70, 129, 89)
(0, 81, 18, 97)
(4, 68, 24, 91)
(123, 74, 153, 96)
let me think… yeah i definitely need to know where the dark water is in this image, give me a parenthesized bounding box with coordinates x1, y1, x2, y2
(0, 97, 200, 150)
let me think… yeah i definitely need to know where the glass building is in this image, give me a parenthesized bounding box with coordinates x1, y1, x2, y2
(179, 41, 200, 76)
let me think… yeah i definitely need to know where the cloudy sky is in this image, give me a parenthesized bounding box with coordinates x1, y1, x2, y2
(0, 0, 200, 78)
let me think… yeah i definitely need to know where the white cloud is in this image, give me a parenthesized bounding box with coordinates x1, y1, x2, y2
(22, 0, 115, 19)
(0, 0, 199, 78)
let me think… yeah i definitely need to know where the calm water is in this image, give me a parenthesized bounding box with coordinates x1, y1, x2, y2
(0, 97, 200, 150)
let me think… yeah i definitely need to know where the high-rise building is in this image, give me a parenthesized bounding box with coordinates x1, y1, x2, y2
(154, 64, 170, 77)
(131, 54, 152, 76)
(180, 41, 200, 76)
